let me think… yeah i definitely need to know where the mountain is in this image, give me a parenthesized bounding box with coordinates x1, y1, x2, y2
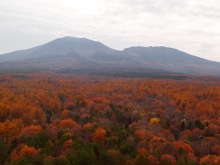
(123, 46, 220, 74)
(0, 37, 121, 61)
(0, 36, 220, 75)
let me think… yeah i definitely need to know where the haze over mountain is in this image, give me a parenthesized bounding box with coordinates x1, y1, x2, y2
(0, 36, 220, 75)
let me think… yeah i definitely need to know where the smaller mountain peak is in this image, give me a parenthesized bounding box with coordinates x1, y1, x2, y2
(123, 46, 179, 52)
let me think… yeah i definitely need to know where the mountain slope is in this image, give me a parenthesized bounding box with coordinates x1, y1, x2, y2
(0, 36, 220, 75)
(0, 37, 121, 62)
(123, 46, 220, 74)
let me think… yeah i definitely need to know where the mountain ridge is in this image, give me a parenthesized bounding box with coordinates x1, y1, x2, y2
(0, 36, 220, 75)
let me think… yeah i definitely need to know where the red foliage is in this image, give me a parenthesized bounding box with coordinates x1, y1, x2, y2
(20, 125, 42, 137)
(58, 119, 81, 132)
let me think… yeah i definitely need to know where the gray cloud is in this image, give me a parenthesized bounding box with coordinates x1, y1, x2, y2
(0, 0, 220, 61)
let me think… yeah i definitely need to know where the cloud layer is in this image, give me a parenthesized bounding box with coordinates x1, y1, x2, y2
(0, 0, 220, 61)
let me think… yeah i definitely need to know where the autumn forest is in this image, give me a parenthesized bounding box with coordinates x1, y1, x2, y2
(0, 72, 220, 165)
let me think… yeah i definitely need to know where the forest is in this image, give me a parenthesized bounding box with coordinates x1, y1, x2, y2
(0, 72, 220, 165)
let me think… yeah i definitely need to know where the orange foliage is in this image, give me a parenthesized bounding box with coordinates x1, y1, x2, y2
(83, 123, 93, 130)
(162, 129, 175, 141)
(0, 119, 23, 143)
(29, 107, 46, 123)
(65, 102, 75, 110)
(148, 155, 160, 165)
(93, 103, 106, 112)
(1, 73, 220, 164)
(92, 128, 106, 143)
(129, 121, 137, 128)
(20, 145, 37, 158)
(61, 110, 71, 119)
(138, 148, 148, 156)
(11, 144, 37, 161)
(108, 149, 121, 156)
(148, 136, 167, 155)
(135, 129, 154, 143)
(49, 97, 61, 113)
(173, 141, 196, 161)
(179, 130, 192, 141)
(91, 97, 111, 106)
(20, 125, 42, 137)
(63, 139, 73, 149)
(58, 119, 81, 132)
(173, 142, 194, 154)
(149, 136, 166, 143)
(200, 155, 220, 165)
(161, 154, 176, 165)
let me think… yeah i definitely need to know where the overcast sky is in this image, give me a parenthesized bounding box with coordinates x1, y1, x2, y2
(0, 0, 220, 61)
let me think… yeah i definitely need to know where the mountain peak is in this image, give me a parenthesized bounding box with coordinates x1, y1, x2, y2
(0, 36, 118, 62)
(46, 36, 110, 51)
(54, 36, 100, 43)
